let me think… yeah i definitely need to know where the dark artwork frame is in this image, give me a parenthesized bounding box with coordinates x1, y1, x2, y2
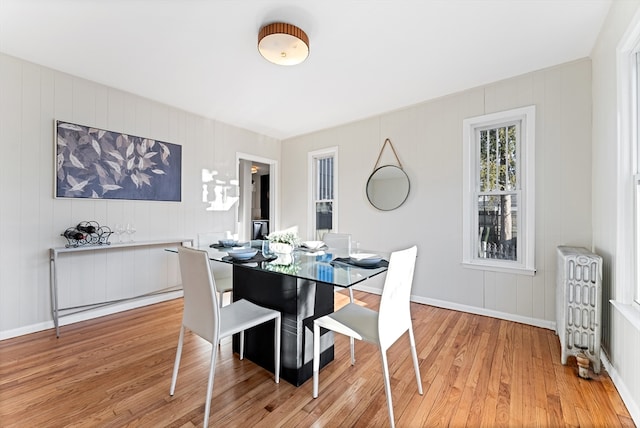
(55, 120, 182, 201)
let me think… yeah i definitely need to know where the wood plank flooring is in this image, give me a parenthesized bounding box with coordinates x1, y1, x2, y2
(0, 291, 634, 427)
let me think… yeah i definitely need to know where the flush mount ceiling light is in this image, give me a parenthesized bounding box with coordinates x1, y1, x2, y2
(258, 22, 309, 66)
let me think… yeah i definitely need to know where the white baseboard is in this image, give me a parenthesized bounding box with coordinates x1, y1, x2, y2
(0, 320, 55, 341)
(601, 351, 640, 426)
(354, 283, 556, 331)
(352, 283, 382, 296)
(0, 290, 183, 341)
(411, 295, 557, 330)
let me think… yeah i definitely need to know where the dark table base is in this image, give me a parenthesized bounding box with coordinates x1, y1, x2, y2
(232, 265, 336, 386)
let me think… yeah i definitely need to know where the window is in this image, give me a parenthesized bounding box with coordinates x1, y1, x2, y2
(615, 10, 640, 310)
(462, 106, 536, 275)
(613, 9, 640, 326)
(309, 147, 338, 240)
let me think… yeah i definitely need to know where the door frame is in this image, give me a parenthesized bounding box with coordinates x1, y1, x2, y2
(236, 152, 278, 241)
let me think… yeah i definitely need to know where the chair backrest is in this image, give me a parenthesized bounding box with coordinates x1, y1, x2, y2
(378, 245, 418, 350)
(322, 232, 352, 250)
(178, 246, 220, 344)
(197, 232, 233, 280)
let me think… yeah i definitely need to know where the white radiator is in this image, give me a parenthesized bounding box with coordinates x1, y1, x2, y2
(556, 246, 602, 373)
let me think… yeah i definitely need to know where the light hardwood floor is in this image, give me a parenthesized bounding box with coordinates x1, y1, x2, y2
(0, 291, 635, 427)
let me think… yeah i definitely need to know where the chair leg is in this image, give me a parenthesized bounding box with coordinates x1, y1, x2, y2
(312, 322, 320, 398)
(240, 330, 245, 360)
(348, 289, 355, 365)
(169, 325, 185, 396)
(350, 337, 355, 365)
(274, 314, 281, 383)
(380, 350, 396, 428)
(203, 342, 218, 427)
(408, 327, 423, 395)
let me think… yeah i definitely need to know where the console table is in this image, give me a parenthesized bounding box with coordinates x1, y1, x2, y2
(50, 238, 192, 337)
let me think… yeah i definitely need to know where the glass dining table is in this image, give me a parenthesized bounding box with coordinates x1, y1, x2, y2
(168, 243, 389, 386)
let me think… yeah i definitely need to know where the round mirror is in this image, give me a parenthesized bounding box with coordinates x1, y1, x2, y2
(366, 165, 410, 211)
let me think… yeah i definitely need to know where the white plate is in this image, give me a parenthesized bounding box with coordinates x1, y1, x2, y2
(302, 240, 325, 250)
(349, 253, 379, 261)
(350, 253, 382, 266)
(227, 248, 258, 260)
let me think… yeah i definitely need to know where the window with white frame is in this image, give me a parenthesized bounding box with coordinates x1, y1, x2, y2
(309, 147, 338, 240)
(614, 10, 640, 320)
(462, 106, 536, 275)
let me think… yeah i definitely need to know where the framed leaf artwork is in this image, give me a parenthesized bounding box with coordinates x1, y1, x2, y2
(54, 120, 182, 201)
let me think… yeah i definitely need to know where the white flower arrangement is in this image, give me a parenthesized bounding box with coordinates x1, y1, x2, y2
(266, 231, 299, 255)
(267, 231, 300, 247)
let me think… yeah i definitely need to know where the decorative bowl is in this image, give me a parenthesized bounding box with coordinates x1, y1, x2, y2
(270, 242, 294, 254)
(227, 248, 258, 260)
(219, 239, 238, 247)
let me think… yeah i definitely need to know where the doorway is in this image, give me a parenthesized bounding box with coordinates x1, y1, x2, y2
(237, 153, 277, 242)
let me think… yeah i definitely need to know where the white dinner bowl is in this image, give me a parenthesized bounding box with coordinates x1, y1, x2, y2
(302, 240, 325, 250)
(227, 248, 258, 260)
(219, 239, 238, 247)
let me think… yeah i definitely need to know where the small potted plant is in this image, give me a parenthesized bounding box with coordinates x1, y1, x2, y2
(267, 230, 299, 255)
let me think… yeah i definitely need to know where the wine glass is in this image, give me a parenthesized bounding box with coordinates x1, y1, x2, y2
(114, 224, 125, 243)
(125, 223, 136, 242)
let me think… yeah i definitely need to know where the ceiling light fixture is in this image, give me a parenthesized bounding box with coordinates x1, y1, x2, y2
(258, 22, 309, 66)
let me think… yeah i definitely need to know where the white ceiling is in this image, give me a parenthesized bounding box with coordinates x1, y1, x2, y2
(0, 0, 611, 140)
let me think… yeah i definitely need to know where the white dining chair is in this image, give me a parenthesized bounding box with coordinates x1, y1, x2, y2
(170, 246, 281, 427)
(322, 232, 352, 253)
(197, 232, 234, 307)
(321, 232, 356, 358)
(312, 245, 422, 428)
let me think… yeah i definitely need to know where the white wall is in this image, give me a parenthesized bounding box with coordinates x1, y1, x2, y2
(282, 59, 593, 328)
(592, 0, 640, 423)
(0, 53, 280, 338)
